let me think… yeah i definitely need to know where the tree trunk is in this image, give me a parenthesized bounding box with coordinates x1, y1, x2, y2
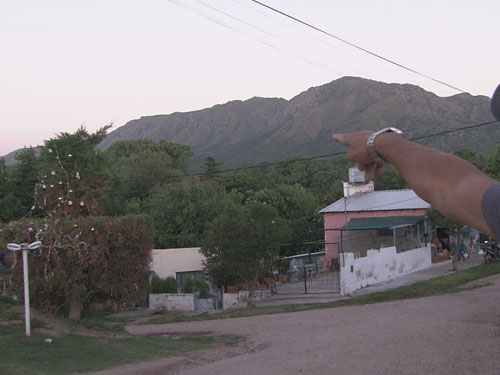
(246, 268, 261, 308)
(451, 233, 461, 272)
(247, 281, 256, 307)
(68, 297, 82, 321)
(451, 253, 458, 271)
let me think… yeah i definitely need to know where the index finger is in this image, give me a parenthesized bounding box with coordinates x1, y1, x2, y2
(332, 133, 353, 145)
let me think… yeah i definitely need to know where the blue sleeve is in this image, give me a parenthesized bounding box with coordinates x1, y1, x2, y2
(482, 184, 500, 241)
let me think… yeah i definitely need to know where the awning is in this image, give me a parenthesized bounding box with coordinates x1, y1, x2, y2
(333, 216, 425, 231)
(283, 251, 325, 260)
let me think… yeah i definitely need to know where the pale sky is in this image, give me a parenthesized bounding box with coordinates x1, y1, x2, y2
(1, 0, 499, 156)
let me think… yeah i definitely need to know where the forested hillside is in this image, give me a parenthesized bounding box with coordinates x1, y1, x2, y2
(2, 126, 500, 260)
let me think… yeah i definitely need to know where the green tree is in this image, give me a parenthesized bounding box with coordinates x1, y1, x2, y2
(146, 179, 226, 248)
(253, 184, 321, 255)
(3, 148, 40, 219)
(3, 126, 114, 320)
(484, 146, 500, 180)
(201, 201, 288, 306)
(0, 158, 26, 222)
(214, 169, 268, 201)
(374, 165, 408, 190)
(104, 139, 193, 215)
(201, 157, 222, 180)
(36, 125, 111, 218)
(454, 148, 485, 170)
(270, 158, 350, 205)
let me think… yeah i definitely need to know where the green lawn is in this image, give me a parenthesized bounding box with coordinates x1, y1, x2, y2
(0, 296, 242, 375)
(0, 324, 241, 375)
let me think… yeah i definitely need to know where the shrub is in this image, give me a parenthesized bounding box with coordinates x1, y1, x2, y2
(183, 278, 209, 293)
(150, 276, 177, 293)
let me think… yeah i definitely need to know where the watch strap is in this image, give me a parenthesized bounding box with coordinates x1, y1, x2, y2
(366, 127, 404, 163)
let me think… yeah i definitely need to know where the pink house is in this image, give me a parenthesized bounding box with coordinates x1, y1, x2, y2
(319, 181, 431, 266)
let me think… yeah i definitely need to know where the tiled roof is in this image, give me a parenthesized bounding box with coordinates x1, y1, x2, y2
(319, 189, 431, 213)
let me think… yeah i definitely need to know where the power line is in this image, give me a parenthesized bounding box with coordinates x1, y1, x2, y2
(171, 0, 350, 75)
(119, 117, 499, 184)
(249, 0, 466, 94)
(122, 117, 499, 182)
(409, 121, 499, 141)
(3, 117, 498, 201)
(168, 0, 237, 32)
(231, 0, 373, 80)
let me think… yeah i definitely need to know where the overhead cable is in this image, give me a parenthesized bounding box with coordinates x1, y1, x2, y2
(250, 0, 466, 94)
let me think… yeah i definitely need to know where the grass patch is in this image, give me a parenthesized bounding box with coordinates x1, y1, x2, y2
(0, 297, 242, 375)
(0, 295, 19, 321)
(143, 261, 500, 324)
(0, 324, 242, 375)
(79, 311, 130, 332)
(0, 295, 16, 311)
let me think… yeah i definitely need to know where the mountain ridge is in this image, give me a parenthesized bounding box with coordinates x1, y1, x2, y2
(4, 77, 497, 167)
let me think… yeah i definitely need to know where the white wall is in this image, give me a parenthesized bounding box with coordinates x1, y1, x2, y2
(223, 290, 271, 310)
(149, 293, 194, 312)
(151, 248, 205, 279)
(339, 245, 432, 296)
(150, 291, 272, 311)
(222, 293, 242, 310)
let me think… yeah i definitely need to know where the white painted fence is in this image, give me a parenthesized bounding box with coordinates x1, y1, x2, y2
(339, 245, 432, 296)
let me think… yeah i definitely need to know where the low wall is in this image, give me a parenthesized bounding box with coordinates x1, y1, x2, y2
(149, 293, 194, 312)
(223, 293, 242, 310)
(150, 289, 272, 312)
(237, 289, 271, 302)
(223, 290, 271, 310)
(339, 245, 431, 296)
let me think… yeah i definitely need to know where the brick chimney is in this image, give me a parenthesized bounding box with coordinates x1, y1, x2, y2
(343, 167, 375, 197)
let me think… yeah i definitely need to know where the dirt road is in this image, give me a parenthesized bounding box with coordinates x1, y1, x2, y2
(110, 274, 500, 375)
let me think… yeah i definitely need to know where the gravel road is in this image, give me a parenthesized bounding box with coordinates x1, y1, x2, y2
(106, 272, 500, 375)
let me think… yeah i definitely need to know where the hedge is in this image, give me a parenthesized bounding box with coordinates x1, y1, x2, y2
(1, 215, 152, 315)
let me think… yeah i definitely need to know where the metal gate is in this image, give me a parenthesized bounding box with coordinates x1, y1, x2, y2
(193, 288, 222, 312)
(271, 265, 340, 294)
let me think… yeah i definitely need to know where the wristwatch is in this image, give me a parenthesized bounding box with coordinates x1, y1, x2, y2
(366, 127, 404, 163)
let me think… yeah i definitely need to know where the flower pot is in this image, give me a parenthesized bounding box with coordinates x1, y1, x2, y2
(263, 277, 273, 286)
(227, 286, 238, 293)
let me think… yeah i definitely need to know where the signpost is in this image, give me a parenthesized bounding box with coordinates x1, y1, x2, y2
(6, 241, 41, 337)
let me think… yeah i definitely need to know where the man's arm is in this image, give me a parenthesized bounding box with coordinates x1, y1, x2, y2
(333, 131, 498, 237)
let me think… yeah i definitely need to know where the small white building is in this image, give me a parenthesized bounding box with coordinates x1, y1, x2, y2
(150, 247, 205, 289)
(149, 247, 253, 311)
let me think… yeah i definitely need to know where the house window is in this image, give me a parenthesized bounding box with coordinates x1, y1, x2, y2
(176, 271, 205, 291)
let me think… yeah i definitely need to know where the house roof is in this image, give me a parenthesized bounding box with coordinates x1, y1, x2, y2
(332, 216, 426, 231)
(319, 189, 431, 214)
